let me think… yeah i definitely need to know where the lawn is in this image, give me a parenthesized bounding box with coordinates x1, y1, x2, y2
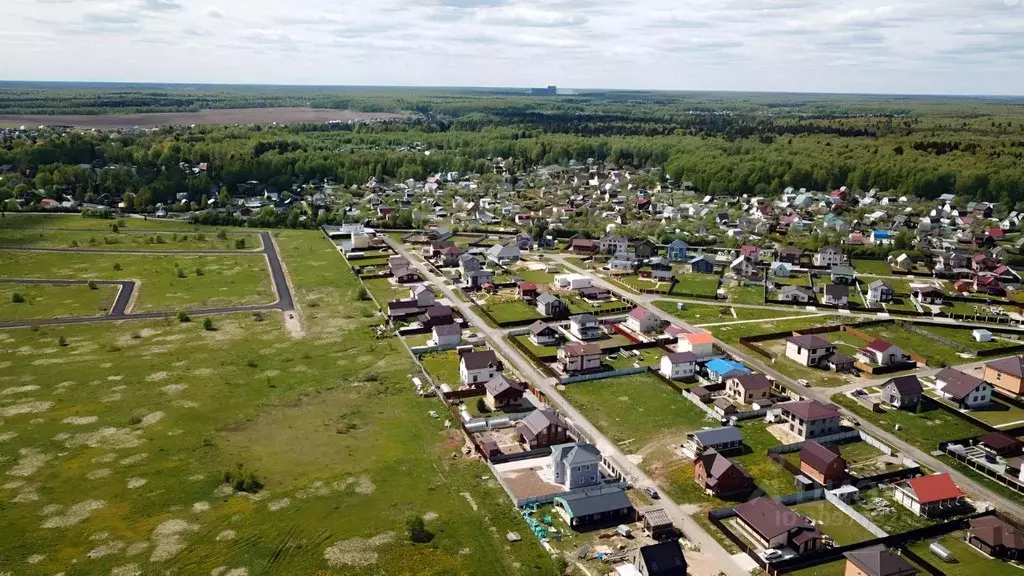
(0, 228, 261, 252)
(512, 334, 560, 358)
(755, 337, 848, 387)
(0, 228, 553, 576)
(908, 533, 1021, 576)
(732, 422, 793, 497)
(509, 265, 563, 285)
(565, 296, 627, 315)
(857, 323, 972, 367)
(479, 298, 543, 323)
(675, 274, 721, 297)
(790, 500, 876, 545)
(420, 349, 464, 386)
(362, 276, 410, 304)
(652, 300, 816, 324)
(404, 332, 433, 347)
(852, 259, 893, 276)
(936, 395, 1024, 428)
(727, 285, 765, 305)
(712, 316, 840, 345)
(604, 347, 661, 370)
(918, 325, 1016, 352)
(832, 394, 986, 451)
(350, 256, 392, 268)
(0, 283, 118, 320)
(0, 250, 276, 313)
(788, 560, 846, 576)
(0, 213, 214, 231)
(560, 372, 712, 448)
(596, 332, 634, 350)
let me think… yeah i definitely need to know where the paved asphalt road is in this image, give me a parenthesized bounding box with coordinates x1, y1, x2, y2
(0, 231, 295, 329)
(554, 256, 1024, 522)
(385, 239, 750, 576)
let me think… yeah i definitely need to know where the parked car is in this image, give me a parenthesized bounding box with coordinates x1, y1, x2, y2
(763, 549, 782, 561)
(644, 486, 659, 499)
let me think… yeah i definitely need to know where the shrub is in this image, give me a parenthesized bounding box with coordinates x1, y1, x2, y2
(223, 465, 263, 493)
(217, 229, 228, 240)
(87, 280, 98, 290)
(58, 335, 69, 347)
(196, 233, 206, 241)
(111, 223, 119, 233)
(177, 311, 191, 323)
(406, 516, 434, 544)
(12, 292, 24, 303)
(155, 235, 166, 244)
(234, 238, 247, 250)
(252, 311, 265, 322)
(89, 236, 98, 244)
(113, 263, 122, 271)
(70, 240, 79, 248)
(176, 267, 186, 278)
(247, 359, 258, 368)
(129, 414, 143, 425)
(476, 398, 491, 414)
(203, 318, 215, 331)
(195, 268, 204, 276)
(357, 287, 370, 301)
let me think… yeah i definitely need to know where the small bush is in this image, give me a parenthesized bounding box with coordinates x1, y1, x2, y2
(196, 233, 206, 241)
(357, 287, 370, 301)
(87, 280, 98, 290)
(234, 238, 247, 250)
(113, 262, 122, 271)
(223, 465, 263, 493)
(217, 230, 228, 240)
(155, 235, 166, 244)
(89, 237, 98, 245)
(176, 267, 186, 278)
(247, 359, 258, 368)
(12, 292, 25, 303)
(111, 223, 119, 233)
(476, 398, 491, 414)
(129, 415, 143, 425)
(252, 311, 265, 322)
(177, 311, 191, 323)
(70, 240, 79, 248)
(407, 516, 434, 544)
(203, 318, 215, 331)
(58, 336, 69, 347)
(194, 268, 204, 276)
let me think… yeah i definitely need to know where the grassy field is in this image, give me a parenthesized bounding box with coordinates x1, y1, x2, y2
(479, 299, 544, 323)
(732, 423, 791, 497)
(560, 372, 712, 448)
(0, 250, 275, 312)
(0, 229, 554, 575)
(928, 393, 1024, 428)
(0, 214, 217, 231)
(604, 348, 661, 370)
(361, 277, 410, 305)
(419, 350, 463, 386)
(852, 487, 935, 534)
(915, 324, 1015, 352)
(832, 394, 986, 451)
(710, 316, 840, 346)
(790, 500, 875, 545)
(652, 300, 815, 324)
(0, 283, 118, 320)
(676, 274, 721, 297)
(852, 259, 893, 275)
(511, 335, 560, 358)
(908, 533, 1021, 576)
(726, 285, 765, 305)
(0, 228, 261, 251)
(857, 323, 973, 367)
(565, 296, 627, 315)
(787, 560, 846, 576)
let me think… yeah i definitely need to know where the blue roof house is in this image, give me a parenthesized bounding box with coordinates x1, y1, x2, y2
(706, 359, 751, 383)
(871, 230, 892, 245)
(667, 240, 689, 262)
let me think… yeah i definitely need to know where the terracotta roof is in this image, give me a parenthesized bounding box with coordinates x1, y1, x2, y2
(987, 355, 1024, 378)
(905, 473, 964, 504)
(629, 307, 653, 320)
(682, 332, 715, 345)
(864, 339, 896, 354)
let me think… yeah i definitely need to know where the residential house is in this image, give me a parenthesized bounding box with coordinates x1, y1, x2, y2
(626, 307, 662, 334)
(517, 282, 538, 301)
(785, 334, 837, 368)
(459, 253, 482, 274)
(968, 516, 1024, 561)
(529, 321, 561, 347)
(779, 246, 805, 265)
(483, 375, 526, 411)
(569, 314, 602, 340)
(684, 426, 744, 456)
(536, 292, 568, 317)
(689, 255, 716, 275)
(553, 486, 634, 530)
(978, 432, 1024, 457)
(889, 253, 913, 272)
(740, 245, 761, 262)
(464, 269, 495, 289)
(730, 255, 758, 279)
(734, 497, 824, 554)
(608, 252, 638, 272)
(770, 262, 793, 277)
(430, 323, 462, 347)
(558, 341, 602, 375)
(780, 285, 815, 304)
(410, 285, 435, 307)
(823, 284, 850, 306)
(936, 251, 968, 271)
(667, 240, 689, 262)
(830, 265, 856, 285)
(800, 441, 847, 485)
(551, 443, 603, 489)
(858, 339, 908, 367)
(912, 286, 946, 306)
(599, 234, 629, 255)
(779, 400, 841, 440)
(935, 368, 992, 409)
(882, 375, 923, 410)
(633, 540, 688, 576)
(634, 239, 658, 259)
(419, 305, 454, 328)
(726, 374, 772, 405)
(694, 450, 754, 497)
(813, 247, 845, 268)
(867, 280, 894, 304)
(677, 332, 716, 358)
(843, 545, 920, 576)
(516, 407, 570, 448)
(871, 230, 893, 245)
(570, 238, 599, 256)
(893, 473, 966, 517)
(983, 356, 1024, 395)
(579, 286, 612, 301)
(705, 358, 751, 383)
(487, 243, 521, 266)
(459, 349, 503, 386)
(660, 352, 698, 381)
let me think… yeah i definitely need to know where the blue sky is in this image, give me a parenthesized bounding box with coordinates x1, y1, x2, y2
(5, 0, 1024, 95)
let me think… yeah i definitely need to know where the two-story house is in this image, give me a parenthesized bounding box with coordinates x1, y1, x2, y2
(569, 314, 602, 340)
(882, 375, 923, 410)
(785, 334, 836, 368)
(558, 342, 602, 375)
(778, 400, 841, 440)
(813, 247, 845, 268)
(551, 443, 603, 489)
(459, 349, 503, 386)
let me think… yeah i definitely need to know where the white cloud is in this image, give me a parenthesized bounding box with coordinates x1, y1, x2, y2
(2, 0, 1024, 94)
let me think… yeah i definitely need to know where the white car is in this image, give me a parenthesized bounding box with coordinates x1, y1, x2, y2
(762, 549, 783, 561)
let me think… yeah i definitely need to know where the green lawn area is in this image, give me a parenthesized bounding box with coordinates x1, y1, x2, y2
(362, 276, 409, 304)
(604, 347, 661, 370)
(0, 228, 262, 251)
(420, 349, 463, 386)
(858, 323, 973, 367)
(772, 275, 812, 287)
(512, 334, 560, 358)
(0, 283, 118, 320)
(0, 250, 275, 312)
(711, 316, 840, 345)
(0, 228, 553, 576)
(908, 533, 1021, 576)
(596, 332, 634, 350)
(566, 296, 628, 315)
(753, 337, 848, 387)
(933, 394, 1024, 428)
(940, 455, 1024, 503)
(675, 274, 721, 297)
(790, 500, 875, 545)
(349, 256, 391, 267)
(852, 259, 893, 275)
(852, 487, 936, 534)
(840, 441, 895, 476)
(653, 299, 815, 323)
(0, 213, 215, 231)
(733, 422, 792, 497)
(787, 560, 846, 576)
(479, 298, 543, 323)
(727, 284, 765, 305)
(509, 265, 564, 285)
(560, 372, 712, 448)
(404, 332, 433, 347)
(832, 394, 986, 451)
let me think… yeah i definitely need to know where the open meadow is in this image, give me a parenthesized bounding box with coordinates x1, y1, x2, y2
(0, 283, 119, 321)
(0, 227, 555, 576)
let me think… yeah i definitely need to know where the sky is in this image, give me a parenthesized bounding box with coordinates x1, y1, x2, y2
(4, 0, 1024, 95)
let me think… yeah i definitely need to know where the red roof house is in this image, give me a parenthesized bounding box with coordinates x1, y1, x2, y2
(893, 473, 966, 517)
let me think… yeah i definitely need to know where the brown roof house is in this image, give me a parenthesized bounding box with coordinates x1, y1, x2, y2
(459, 349, 503, 387)
(969, 516, 1024, 561)
(558, 341, 602, 376)
(785, 334, 837, 368)
(778, 400, 841, 440)
(516, 407, 570, 449)
(483, 375, 526, 411)
(734, 497, 823, 555)
(726, 374, 772, 405)
(881, 375, 923, 411)
(799, 441, 847, 485)
(984, 356, 1024, 395)
(843, 545, 919, 576)
(693, 450, 754, 498)
(935, 367, 993, 409)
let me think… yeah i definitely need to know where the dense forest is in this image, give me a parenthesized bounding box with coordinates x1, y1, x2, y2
(3, 86, 1024, 212)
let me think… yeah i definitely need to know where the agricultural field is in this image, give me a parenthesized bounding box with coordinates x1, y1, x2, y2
(0, 214, 211, 232)
(0, 250, 275, 313)
(1, 283, 118, 320)
(0, 229, 554, 575)
(0, 228, 260, 252)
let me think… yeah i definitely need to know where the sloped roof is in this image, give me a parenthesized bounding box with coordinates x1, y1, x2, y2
(561, 341, 601, 357)
(554, 442, 601, 468)
(519, 408, 566, 436)
(697, 450, 750, 484)
(735, 497, 814, 540)
(800, 441, 844, 472)
(537, 292, 561, 305)
(571, 313, 598, 324)
(629, 307, 653, 320)
(987, 355, 1024, 378)
(555, 488, 632, 519)
(432, 323, 461, 337)
(970, 516, 1024, 551)
(885, 375, 923, 396)
(843, 545, 919, 576)
(787, 334, 833, 350)
(637, 541, 687, 576)
(825, 284, 850, 298)
(484, 374, 524, 397)
(731, 373, 772, 391)
(682, 332, 715, 345)
(530, 320, 557, 336)
(864, 339, 896, 354)
(781, 400, 839, 421)
(936, 368, 986, 399)
(905, 473, 964, 504)
(691, 426, 743, 448)
(461, 349, 500, 370)
(665, 352, 699, 364)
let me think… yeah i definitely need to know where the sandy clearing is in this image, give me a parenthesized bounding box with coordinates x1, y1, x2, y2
(120, 453, 148, 465)
(149, 519, 198, 562)
(0, 431, 17, 442)
(12, 485, 40, 503)
(42, 499, 105, 528)
(192, 501, 210, 513)
(26, 553, 45, 564)
(87, 540, 125, 558)
(87, 469, 112, 480)
(145, 372, 169, 382)
(139, 412, 164, 427)
(66, 427, 144, 450)
(125, 542, 149, 557)
(0, 401, 54, 417)
(127, 477, 147, 489)
(63, 416, 99, 425)
(354, 475, 375, 495)
(323, 531, 396, 568)
(267, 498, 290, 511)
(111, 563, 142, 576)
(7, 449, 52, 477)
(213, 485, 234, 497)
(92, 453, 116, 464)
(215, 530, 236, 542)
(161, 384, 187, 395)
(423, 511, 439, 521)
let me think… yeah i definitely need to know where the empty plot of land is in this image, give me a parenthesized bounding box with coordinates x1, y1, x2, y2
(0, 107, 410, 129)
(0, 229, 261, 252)
(0, 282, 118, 321)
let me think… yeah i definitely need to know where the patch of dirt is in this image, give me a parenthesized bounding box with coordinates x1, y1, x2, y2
(146, 372, 169, 382)
(63, 416, 99, 425)
(1, 385, 40, 395)
(7, 448, 52, 477)
(87, 540, 125, 558)
(267, 498, 291, 511)
(87, 469, 112, 479)
(111, 563, 142, 576)
(139, 412, 164, 427)
(127, 477, 148, 489)
(323, 531, 396, 568)
(120, 453, 148, 465)
(0, 401, 54, 417)
(41, 499, 105, 528)
(354, 476, 375, 495)
(192, 501, 210, 513)
(0, 431, 17, 442)
(125, 542, 149, 557)
(66, 427, 144, 450)
(149, 519, 198, 562)
(215, 529, 236, 542)
(461, 492, 479, 511)
(161, 384, 188, 395)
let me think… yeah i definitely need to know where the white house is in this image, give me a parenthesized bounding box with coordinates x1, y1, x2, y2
(486, 243, 521, 265)
(857, 339, 907, 367)
(730, 255, 757, 278)
(551, 443, 602, 490)
(555, 273, 591, 290)
(569, 314, 602, 340)
(626, 307, 661, 334)
(459, 349, 503, 386)
(660, 352, 697, 381)
(529, 321, 561, 346)
(785, 334, 837, 368)
(410, 285, 436, 307)
(430, 324, 462, 347)
(866, 280, 894, 304)
(823, 284, 849, 306)
(598, 234, 629, 255)
(893, 473, 965, 518)
(812, 247, 844, 268)
(935, 367, 993, 409)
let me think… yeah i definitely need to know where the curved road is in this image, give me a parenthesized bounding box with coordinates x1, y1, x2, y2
(0, 231, 294, 328)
